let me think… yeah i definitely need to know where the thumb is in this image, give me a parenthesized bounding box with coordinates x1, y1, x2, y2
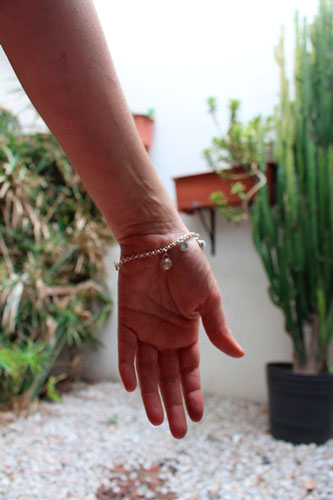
(199, 292, 245, 358)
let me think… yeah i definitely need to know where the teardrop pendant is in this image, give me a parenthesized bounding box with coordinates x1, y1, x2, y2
(161, 253, 172, 270)
(179, 240, 189, 252)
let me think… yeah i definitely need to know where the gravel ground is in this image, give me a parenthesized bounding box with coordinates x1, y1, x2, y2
(0, 381, 332, 500)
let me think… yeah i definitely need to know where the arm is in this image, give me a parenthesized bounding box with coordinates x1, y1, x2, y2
(0, 0, 244, 438)
(0, 0, 180, 242)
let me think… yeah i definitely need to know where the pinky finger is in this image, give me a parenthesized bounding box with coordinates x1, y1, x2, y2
(118, 324, 137, 391)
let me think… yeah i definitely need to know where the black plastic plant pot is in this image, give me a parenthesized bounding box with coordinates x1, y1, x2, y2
(266, 362, 333, 445)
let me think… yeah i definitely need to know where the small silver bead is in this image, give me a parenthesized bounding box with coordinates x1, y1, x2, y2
(198, 239, 207, 249)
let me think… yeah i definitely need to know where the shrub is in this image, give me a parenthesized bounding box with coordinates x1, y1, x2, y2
(0, 108, 112, 410)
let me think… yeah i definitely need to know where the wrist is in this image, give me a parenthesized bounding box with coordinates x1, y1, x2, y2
(117, 218, 189, 255)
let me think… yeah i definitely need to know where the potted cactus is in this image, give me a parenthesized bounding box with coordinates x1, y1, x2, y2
(204, 0, 333, 444)
(252, 0, 333, 444)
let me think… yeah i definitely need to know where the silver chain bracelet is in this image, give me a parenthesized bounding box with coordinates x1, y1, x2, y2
(114, 231, 206, 271)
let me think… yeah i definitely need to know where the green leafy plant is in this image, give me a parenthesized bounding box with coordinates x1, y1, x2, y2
(204, 98, 274, 167)
(45, 375, 63, 403)
(252, 0, 333, 373)
(0, 108, 113, 409)
(0, 341, 50, 410)
(146, 108, 156, 120)
(203, 98, 274, 222)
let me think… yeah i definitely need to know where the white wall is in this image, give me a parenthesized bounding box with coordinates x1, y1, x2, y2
(0, 0, 319, 402)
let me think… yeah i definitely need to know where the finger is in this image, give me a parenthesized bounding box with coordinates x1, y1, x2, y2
(158, 350, 187, 439)
(136, 341, 164, 426)
(118, 324, 137, 391)
(199, 292, 245, 358)
(179, 343, 204, 422)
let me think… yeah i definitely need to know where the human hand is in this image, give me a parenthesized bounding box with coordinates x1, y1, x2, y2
(117, 230, 244, 439)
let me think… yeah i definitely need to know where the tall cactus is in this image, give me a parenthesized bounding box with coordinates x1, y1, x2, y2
(252, 0, 333, 373)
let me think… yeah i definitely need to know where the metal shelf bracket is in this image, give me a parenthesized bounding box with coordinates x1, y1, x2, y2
(196, 207, 216, 255)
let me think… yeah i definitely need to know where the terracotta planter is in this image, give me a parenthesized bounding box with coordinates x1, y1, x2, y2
(133, 114, 154, 152)
(173, 163, 276, 214)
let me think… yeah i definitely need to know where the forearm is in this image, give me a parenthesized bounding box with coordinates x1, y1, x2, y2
(0, 0, 185, 243)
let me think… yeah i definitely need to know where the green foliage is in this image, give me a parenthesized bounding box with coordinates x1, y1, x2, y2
(204, 98, 274, 168)
(210, 191, 248, 224)
(0, 341, 50, 409)
(252, 0, 333, 373)
(0, 109, 20, 137)
(204, 98, 274, 222)
(146, 108, 156, 120)
(0, 109, 113, 409)
(46, 376, 62, 403)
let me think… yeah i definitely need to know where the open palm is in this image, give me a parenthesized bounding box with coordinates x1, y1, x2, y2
(117, 234, 244, 438)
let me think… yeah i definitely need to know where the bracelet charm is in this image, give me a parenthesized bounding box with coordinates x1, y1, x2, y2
(161, 253, 172, 270)
(179, 241, 189, 252)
